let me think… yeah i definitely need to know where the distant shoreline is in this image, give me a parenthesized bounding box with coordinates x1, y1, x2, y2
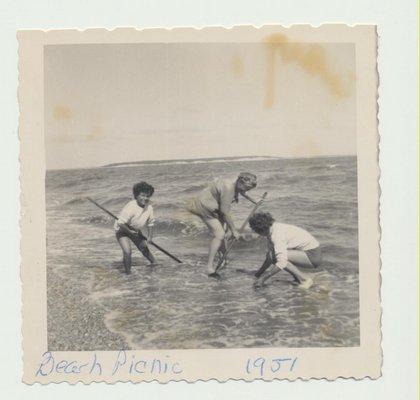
(102, 155, 281, 168)
(47, 154, 356, 172)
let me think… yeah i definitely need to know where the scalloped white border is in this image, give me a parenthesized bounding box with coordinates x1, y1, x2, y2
(19, 24, 381, 384)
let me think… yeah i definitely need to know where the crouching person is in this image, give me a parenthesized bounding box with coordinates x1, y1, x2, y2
(249, 212, 322, 289)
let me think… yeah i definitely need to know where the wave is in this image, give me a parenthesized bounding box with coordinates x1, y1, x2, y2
(47, 172, 106, 190)
(103, 157, 280, 169)
(151, 220, 260, 242)
(315, 200, 358, 213)
(64, 197, 88, 206)
(77, 212, 264, 245)
(101, 196, 132, 208)
(154, 219, 204, 236)
(50, 179, 85, 190)
(178, 184, 207, 194)
(80, 214, 113, 225)
(307, 163, 342, 171)
(79, 174, 107, 183)
(65, 196, 131, 210)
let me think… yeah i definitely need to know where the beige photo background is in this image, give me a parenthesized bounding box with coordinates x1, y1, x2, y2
(1, 0, 418, 398)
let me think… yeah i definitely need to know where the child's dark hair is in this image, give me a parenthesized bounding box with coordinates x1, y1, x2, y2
(133, 181, 155, 197)
(249, 212, 275, 234)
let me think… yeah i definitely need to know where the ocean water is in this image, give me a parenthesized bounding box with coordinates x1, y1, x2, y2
(46, 156, 359, 350)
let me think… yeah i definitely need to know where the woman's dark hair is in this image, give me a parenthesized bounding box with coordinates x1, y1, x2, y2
(249, 212, 275, 234)
(133, 181, 155, 198)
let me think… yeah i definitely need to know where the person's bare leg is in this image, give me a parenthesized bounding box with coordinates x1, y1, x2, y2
(117, 236, 132, 274)
(216, 236, 228, 270)
(140, 243, 157, 265)
(131, 235, 157, 265)
(287, 250, 315, 268)
(202, 218, 225, 275)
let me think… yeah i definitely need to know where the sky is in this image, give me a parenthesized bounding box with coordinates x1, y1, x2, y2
(44, 41, 356, 170)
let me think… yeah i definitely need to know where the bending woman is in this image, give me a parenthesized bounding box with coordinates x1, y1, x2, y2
(187, 172, 257, 277)
(249, 212, 322, 289)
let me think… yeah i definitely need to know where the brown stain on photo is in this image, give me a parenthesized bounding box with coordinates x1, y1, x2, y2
(292, 138, 322, 158)
(231, 54, 244, 78)
(263, 33, 354, 109)
(87, 125, 103, 141)
(53, 104, 73, 121)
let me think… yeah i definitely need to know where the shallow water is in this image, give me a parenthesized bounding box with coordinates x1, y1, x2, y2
(46, 156, 359, 349)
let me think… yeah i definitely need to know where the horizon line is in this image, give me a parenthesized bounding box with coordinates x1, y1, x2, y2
(46, 153, 357, 172)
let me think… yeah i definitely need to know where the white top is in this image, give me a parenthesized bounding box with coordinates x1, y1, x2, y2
(269, 222, 319, 269)
(114, 200, 155, 231)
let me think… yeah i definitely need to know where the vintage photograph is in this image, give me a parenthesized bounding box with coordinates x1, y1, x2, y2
(20, 25, 380, 382)
(45, 39, 359, 351)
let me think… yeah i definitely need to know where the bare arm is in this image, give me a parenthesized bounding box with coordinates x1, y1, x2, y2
(240, 192, 259, 205)
(254, 252, 274, 278)
(254, 265, 281, 288)
(219, 181, 240, 238)
(261, 265, 281, 282)
(219, 212, 238, 237)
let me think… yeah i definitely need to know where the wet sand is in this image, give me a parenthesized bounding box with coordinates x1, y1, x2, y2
(47, 264, 127, 351)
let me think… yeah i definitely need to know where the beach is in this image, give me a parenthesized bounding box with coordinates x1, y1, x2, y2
(46, 156, 360, 350)
(47, 260, 128, 351)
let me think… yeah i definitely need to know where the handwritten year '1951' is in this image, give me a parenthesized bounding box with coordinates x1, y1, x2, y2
(246, 357, 298, 376)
